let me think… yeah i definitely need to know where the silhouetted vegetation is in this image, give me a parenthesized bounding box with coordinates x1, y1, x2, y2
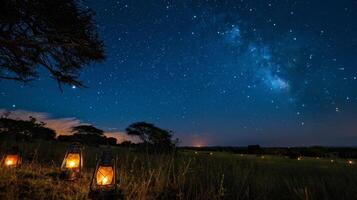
(126, 122, 178, 152)
(0, 116, 55, 141)
(57, 125, 117, 146)
(181, 146, 357, 159)
(1, 141, 357, 200)
(0, 0, 104, 88)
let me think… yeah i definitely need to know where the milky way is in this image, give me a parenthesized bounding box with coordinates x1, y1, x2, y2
(1, 0, 357, 146)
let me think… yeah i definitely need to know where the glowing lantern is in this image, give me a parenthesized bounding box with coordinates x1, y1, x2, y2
(347, 160, 354, 165)
(60, 143, 83, 180)
(96, 166, 114, 186)
(3, 154, 21, 167)
(65, 153, 80, 169)
(297, 156, 303, 161)
(2, 147, 21, 168)
(89, 152, 118, 198)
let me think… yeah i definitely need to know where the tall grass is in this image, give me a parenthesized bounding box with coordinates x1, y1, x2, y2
(1, 141, 357, 199)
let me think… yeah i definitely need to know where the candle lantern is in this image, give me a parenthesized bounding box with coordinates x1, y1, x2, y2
(89, 151, 119, 199)
(2, 147, 22, 168)
(60, 143, 83, 180)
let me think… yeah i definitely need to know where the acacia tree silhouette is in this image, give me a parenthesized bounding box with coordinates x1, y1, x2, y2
(0, 0, 105, 89)
(126, 122, 177, 152)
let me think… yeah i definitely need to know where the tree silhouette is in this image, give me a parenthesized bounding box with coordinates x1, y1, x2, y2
(0, 0, 105, 89)
(126, 122, 175, 148)
(71, 125, 104, 136)
(71, 125, 106, 145)
(0, 116, 56, 140)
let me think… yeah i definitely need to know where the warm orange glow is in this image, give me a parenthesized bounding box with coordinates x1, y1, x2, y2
(297, 157, 302, 161)
(65, 153, 80, 169)
(4, 155, 18, 167)
(96, 166, 114, 186)
(347, 160, 353, 165)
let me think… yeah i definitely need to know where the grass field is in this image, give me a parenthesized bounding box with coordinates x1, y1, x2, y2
(1, 141, 357, 200)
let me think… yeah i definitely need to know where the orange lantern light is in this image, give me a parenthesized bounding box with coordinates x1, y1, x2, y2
(96, 166, 114, 186)
(65, 153, 81, 169)
(2, 147, 21, 168)
(60, 143, 83, 180)
(3, 154, 21, 167)
(89, 152, 118, 198)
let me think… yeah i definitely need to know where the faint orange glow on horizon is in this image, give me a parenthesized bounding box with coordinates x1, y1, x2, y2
(194, 143, 203, 148)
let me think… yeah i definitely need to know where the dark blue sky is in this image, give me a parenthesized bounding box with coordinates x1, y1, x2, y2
(1, 0, 357, 146)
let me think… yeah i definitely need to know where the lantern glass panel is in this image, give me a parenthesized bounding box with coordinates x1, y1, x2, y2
(65, 153, 80, 169)
(96, 166, 114, 186)
(4, 154, 19, 166)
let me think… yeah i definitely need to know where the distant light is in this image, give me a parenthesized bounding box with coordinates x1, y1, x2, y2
(347, 160, 353, 165)
(12, 104, 16, 108)
(72, 85, 76, 89)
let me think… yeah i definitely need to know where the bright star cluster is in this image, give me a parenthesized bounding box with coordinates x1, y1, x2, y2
(1, 0, 357, 146)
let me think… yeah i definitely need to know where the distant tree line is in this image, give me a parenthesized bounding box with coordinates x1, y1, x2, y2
(0, 116, 55, 141)
(0, 114, 178, 152)
(181, 145, 357, 159)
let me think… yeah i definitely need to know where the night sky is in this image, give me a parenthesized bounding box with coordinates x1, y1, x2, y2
(1, 0, 357, 146)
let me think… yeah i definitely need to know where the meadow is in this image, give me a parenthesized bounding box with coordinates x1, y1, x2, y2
(1, 141, 357, 200)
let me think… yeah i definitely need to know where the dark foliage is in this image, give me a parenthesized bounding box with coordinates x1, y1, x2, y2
(58, 125, 116, 146)
(126, 122, 177, 152)
(0, 0, 104, 88)
(118, 140, 134, 147)
(106, 137, 117, 146)
(181, 146, 357, 159)
(71, 125, 104, 136)
(0, 116, 56, 141)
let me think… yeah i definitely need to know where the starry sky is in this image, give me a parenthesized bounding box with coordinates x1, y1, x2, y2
(1, 0, 357, 146)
